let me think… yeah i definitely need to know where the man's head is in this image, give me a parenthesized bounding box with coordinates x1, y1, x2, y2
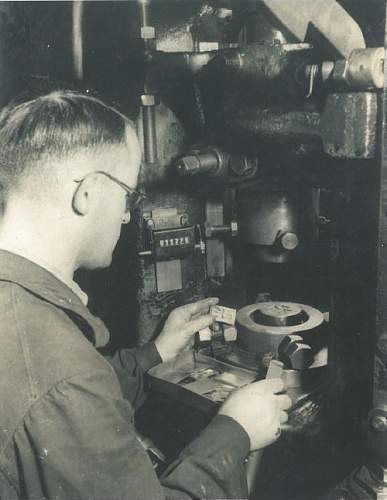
(0, 90, 142, 271)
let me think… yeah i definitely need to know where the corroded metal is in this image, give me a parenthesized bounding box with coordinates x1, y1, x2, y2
(209, 42, 313, 85)
(320, 92, 378, 159)
(234, 92, 378, 159)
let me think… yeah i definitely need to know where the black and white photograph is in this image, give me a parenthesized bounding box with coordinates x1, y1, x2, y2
(0, 1, 385, 498)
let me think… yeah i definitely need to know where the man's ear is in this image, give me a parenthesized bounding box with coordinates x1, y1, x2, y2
(72, 176, 96, 216)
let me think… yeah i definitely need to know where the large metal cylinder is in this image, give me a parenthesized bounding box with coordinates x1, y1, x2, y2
(236, 301, 324, 355)
(237, 189, 316, 263)
(236, 300, 328, 403)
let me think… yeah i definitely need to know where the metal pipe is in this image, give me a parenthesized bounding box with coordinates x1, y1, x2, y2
(137, 0, 158, 164)
(142, 105, 157, 164)
(72, 0, 84, 81)
(138, 0, 150, 28)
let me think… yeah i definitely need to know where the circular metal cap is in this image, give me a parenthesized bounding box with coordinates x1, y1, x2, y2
(259, 302, 302, 318)
(278, 232, 299, 251)
(257, 302, 304, 327)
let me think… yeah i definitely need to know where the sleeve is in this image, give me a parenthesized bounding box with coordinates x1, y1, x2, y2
(161, 414, 250, 499)
(103, 342, 162, 409)
(11, 368, 249, 500)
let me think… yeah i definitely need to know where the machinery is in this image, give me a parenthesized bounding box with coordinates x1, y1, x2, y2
(0, 1, 386, 498)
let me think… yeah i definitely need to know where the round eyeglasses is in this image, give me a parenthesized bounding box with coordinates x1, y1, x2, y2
(74, 170, 146, 212)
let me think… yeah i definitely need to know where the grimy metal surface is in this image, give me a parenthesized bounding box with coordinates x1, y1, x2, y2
(369, 6, 387, 465)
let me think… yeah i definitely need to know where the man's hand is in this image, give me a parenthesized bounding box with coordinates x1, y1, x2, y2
(154, 297, 219, 363)
(219, 378, 291, 451)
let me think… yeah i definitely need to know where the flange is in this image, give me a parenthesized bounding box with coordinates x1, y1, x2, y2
(236, 301, 324, 355)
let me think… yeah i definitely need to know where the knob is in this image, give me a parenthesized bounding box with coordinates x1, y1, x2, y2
(277, 231, 299, 251)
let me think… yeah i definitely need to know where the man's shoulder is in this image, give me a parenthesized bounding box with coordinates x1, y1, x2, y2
(0, 281, 127, 464)
(1, 280, 87, 338)
(0, 280, 111, 389)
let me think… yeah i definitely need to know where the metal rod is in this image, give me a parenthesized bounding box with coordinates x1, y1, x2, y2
(138, 0, 150, 27)
(72, 0, 84, 81)
(142, 105, 157, 164)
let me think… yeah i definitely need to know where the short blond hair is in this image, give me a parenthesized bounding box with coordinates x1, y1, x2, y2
(0, 90, 135, 193)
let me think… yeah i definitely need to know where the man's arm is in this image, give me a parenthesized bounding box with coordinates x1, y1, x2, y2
(104, 297, 218, 408)
(104, 341, 162, 409)
(160, 414, 250, 499)
(10, 366, 251, 500)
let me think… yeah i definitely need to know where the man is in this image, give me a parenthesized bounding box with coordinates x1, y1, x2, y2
(0, 91, 291, 500)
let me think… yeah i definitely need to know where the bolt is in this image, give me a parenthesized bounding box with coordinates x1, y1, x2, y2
(141, 94, 158, 107)
(230, 221, 238, 236)
(138, 250, 152, 257)
(229, 156, 257, 177)
(177, 155, 201, 175)
(140, 26, 156, 40)
(372, 414, 387, 432)
(180, 214, 189, 226)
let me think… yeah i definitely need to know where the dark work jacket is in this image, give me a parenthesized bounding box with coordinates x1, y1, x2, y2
(0, 250, 249, 500)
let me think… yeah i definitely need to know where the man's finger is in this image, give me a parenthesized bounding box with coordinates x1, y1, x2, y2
(261, 377, 285, 394)
(280, 411, 289, 424)
(181, 297, 219, 317)
(185, 314, 214, 336)
(276, 394, 292, 411)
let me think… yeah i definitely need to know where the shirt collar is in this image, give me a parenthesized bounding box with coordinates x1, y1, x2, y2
(0, 249, 109, 347)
